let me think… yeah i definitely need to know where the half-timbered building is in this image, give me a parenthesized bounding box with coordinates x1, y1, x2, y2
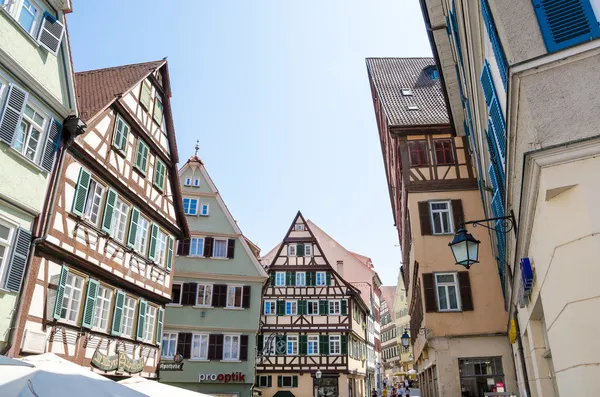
(11, 60, 188, 380)
(257, 212, 369, 397)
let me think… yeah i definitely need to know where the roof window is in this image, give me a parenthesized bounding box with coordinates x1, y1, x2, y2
(407, 105, 419, 110)
(425, 66, 440, 80)
(401, 89, 413, 96)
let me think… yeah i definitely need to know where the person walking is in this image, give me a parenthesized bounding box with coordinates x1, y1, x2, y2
(372, 389, 378, 397)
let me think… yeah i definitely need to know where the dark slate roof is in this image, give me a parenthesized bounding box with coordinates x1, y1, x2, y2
(75, 60, 165, 122)
(366, 57, 449, 127)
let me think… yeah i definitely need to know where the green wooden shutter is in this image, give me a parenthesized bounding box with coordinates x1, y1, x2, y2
(3, 227, 32, 292)
(267, 376, 272, 387)
(292, 376, 298, 387)
(320, 335, 329, 355)
(341, 334, 348, 354)
(136, 299, 147, 340)
(81, 279, 99, 329)
(135, 140, 149, 173)
(298, 300, 306, 315)
(52, 265, 68, 319)
(341, 300, 347, 315)
(319, 300, 328, 316)
(257, 334, 264, 351)
(299, 335, 307, 355)
(155, 308, 164, 346)
(277, 376, 283, 387)
(127, 207, 140, 248)
(111, 290, 125, 336)
(166, 236, 174, 271)
(71, 168, 91, 216)
(276, 300, 285, 316)
(148, 224, 159, 260)
(326, 271, 332, 285)
(307, 272, 315, 286)
(289, 271, 296, 286)
(101, 188, 117, 233)
(154, 159, 165, 190)
(269, 273, 275, 286)
(285, 272, 291, 286)
(296, 243, 305, 257)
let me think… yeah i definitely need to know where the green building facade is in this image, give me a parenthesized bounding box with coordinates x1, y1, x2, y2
(160, 153, 267, 397)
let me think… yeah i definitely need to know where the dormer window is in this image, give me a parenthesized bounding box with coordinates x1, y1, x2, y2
(426, 66, 439, 80)
(401, 89, 413, 96)
(407, 105, 419, 110)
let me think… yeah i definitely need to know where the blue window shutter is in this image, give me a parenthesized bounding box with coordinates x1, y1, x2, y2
(450, 5, 464, 66)
(485, 129, 505, 192)
(81, 279, 99, 329)
(481, 0, 509, 89)
(41, 119, 62, 172)
(0, 84, 28, 146)
(71, 168, 91, 217)
(53, 265, 68, 319)
(3, 227, 32, 292)
(488, 97, 506, 161)
(480, 61, 495, 106)
(532, 0, 600, 53)
(491, 189, 504, 219)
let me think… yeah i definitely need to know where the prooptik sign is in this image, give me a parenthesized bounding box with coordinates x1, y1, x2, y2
(198, 372, 246, 383)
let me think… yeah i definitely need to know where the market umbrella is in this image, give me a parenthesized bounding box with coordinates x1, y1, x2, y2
(407, 369, 417, 375)
(119, 377, 214, 396)
(0, 355, 33, 367)
(0, 352, 147, 397)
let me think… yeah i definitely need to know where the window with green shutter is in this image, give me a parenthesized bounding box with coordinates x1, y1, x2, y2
(341, 334, 348, 355)
(153, 96, 163, 125)
(81, 279, 99, 329)
(140, 81, 152, 110)
(276, 300, 285, 316)
(320, 335, 329, 355)
(136, 299, 147, 341)
(155, 308, 164, 346)
(153, 159, 166, 191)
(112, 115, 130, 153)
(299, 335, 307, 355)
(286, 271, 296, 286)
(297, 300, 306, 315)
(319, 300, 328, 316)
(134, 140, 149, 174)
(166, 236, 174, 271)
(326, 271, 332, 285)
(53, 265, 69, 319)
(111, 290, 125, 336)
(71, 168, 91, 217)
(296, 243, 305, 257)
(127, 208, 140, 248)
(341, 300, 348, 315)
(148, 224, 159, 261)
(101, 189, 117, 233)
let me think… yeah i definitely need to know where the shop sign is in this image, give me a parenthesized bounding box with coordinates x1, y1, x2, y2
(159, 354, 184, 371)
(90, 350, 144, 374)
(198, 372, 246, 383)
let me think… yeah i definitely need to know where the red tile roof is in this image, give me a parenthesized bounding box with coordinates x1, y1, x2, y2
(75, 60, 165, 122)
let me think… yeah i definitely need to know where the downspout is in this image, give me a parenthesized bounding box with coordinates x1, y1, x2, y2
(514, 311, 531, 397)
(2, 116, 85, 356)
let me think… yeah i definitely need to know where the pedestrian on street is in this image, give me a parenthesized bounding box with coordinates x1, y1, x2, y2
(405, 387, 410, 397)
(372, 388, 378, 397)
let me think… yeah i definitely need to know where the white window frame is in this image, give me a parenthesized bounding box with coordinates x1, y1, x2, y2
(316, 271, 326, 286)
(329, 300, 341, 316)
(13, 102, 47, 163)
(275, 272, 285, 287)
(212, 238, 227, 258)
(189, 237, 204, 257)
(295, 271, 306, 286)
(193, 178, 200, 187)
(191, 333, 209, 360)
(281, 375, 295, 387)
(264, 300, 276, 315)
(307, 335, 319, 355)
(196, 283, 213, 307)
(133, 215, 150, 255)
(0, 218, 16, 285)
(295, 224, 304, 231)
(286, 335, 298, 355)
(285, 300, 297, 315)
(92, 285, 113, 332)
(304, 244, 312, 257)
(110, 197, 130, 243)
(429, 200, 454, 235)
(143, 304, 157, 343)
(306, 300, 319, 316)
(222, 334, 241, 361)
(112, 114, 130, 152)
(435, 272, 461, 311)
(183, 197, 198, 215)
(161, 332, 178, 358)
(200, 203, 209, 216)
(226, 285, 243, 309)
(287, 244, 296, 257)
(121, 295, 137, 338)
(184, 177, 192, 186)
(169, 282, 182, 305)
(16, 0, 41, 35)
(258, 375, 270, 387)
(60, 272, 84, 325)
(329, 335, 341, 355)
(155, 229, 168, 266)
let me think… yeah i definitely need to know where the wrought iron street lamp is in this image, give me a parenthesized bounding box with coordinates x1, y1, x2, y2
(448, 213, 517, 269)
(400, 331, 410, 349)
(316, 370, 322, 396)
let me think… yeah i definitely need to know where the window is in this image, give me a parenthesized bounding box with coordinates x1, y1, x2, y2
(264, 300, 276, 315)
(275, 272, 285, 287)
(0, 221, 15, 283)
(434, 140, 455, 165)
(426, 66, 439, 80)
(223, 335, 240, 360)
(226, 285, 243, 309)
(308, 335, 319, 355)
(316, 271, 326, 286)
(82, 180, 105, 226)
(153, 159, 166, 191)
(190, 237, 204, 256)
(196, 284, 213, 306)
(110, 197, 130, 243)
(112, 115, 129, 152)
(60, 273, 84, 323)
(330, 335, 341, 355)
(459, 357, 504, 397)
(200, 203, 209, 216)
(295, 272, 306, 286)
(191, 334, 209, 360)
(212, 239, 227, 258)
(436, 273, 460, 311)
(401, 88, 413, 96)
(183, 198, 198, 215)
(408, 104, 419, 110)
(288, 244, 296, 257)
(193, 178, 200, 187)
(281, 376, 296, 387)
(295, 224, 304, 231)
(133, 216, 149, 254)
(306, 300, 319, 315)
(285, 300, 297, 315)
(134, 140, 149, 173)
(156, 229, 168, 265)
(305, 244, 312, 257)
(329, 300, 341, 315)
(184, 177, 192, 186)
(287, 335, 298, 355)
(143, 305, 157, 342)
(258, 376, 271, 387)
(17, 0, 38, 34)
(153, 95, 163, 125)
(14, 104, 46, 162)
(139, 81, 152, 110)
(409, 141, 428, 166)
(122, 296, 137, 337)
(161, 332, 178, 358)
(92, 285, 112, 331)
(170, 283, 182, 304)
(430, 201, 453, 235)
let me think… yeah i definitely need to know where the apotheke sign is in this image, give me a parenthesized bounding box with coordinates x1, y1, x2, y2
(199, 372, 246, 383)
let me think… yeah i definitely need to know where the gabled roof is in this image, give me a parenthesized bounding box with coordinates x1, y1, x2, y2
(75, 60, 166, 123)
(380, 285, 397, 312)
(366, 57, 449, 127)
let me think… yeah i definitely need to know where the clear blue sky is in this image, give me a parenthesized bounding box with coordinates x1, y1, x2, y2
(68, 1, 431, 284)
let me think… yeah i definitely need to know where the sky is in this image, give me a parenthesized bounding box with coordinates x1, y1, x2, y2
(68, 0, 432, 285)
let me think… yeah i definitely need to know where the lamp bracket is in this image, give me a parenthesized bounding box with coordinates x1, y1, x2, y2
(461, 211, 517, 236)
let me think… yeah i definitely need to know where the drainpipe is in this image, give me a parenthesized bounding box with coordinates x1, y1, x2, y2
(514, 312, 532, 397)
(2, 116, 86, 356)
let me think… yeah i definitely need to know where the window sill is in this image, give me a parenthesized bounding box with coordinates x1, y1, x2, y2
(189, 358, 210, 362)
(133, 165, 147, 178)
(153, 183, 165, 193)
(210, 257, 229, 261)
(437, 309, 462, 313)
(220, 360, 241, 363)
(0, 8, 42, 49)
(166, 303, 183, 307)
(6, 146, 48, 174)
(194, 305, 213, 309)
(111, 144, 127, 158)
(161, 356, 174, 360)
(224, 307, 244, 311)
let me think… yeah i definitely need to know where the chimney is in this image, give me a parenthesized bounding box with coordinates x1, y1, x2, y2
(337, 260, 344, 277)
